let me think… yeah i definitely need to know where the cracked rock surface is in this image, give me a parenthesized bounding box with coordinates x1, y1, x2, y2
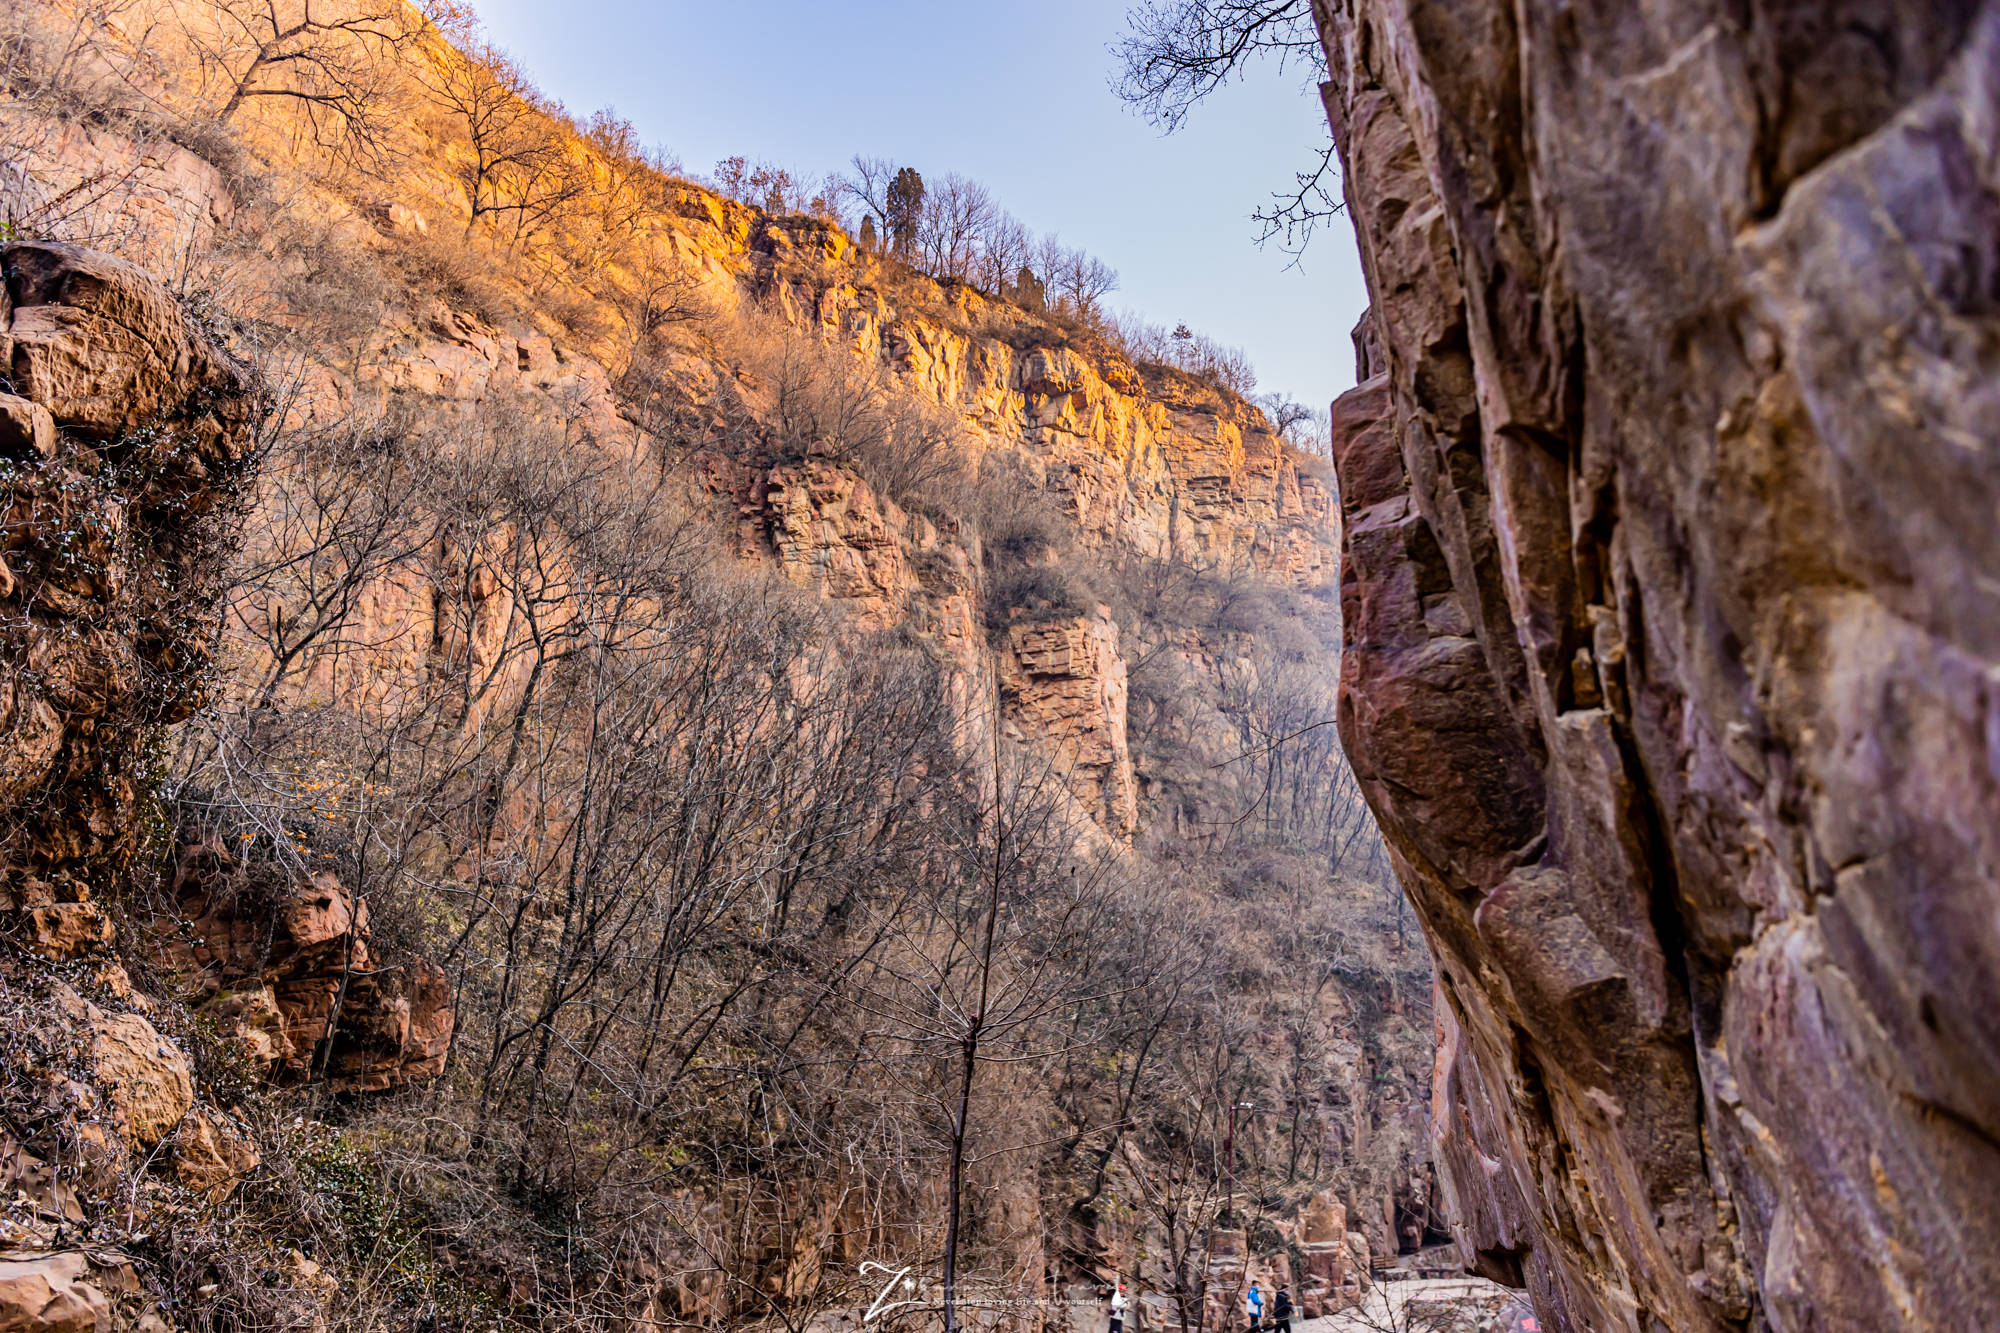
(1314, 2, 2000, 1329)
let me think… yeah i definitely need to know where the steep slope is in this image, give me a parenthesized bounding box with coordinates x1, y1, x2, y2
(0, 3, 1437, 1329)
(1315, 2, 2000, 1330)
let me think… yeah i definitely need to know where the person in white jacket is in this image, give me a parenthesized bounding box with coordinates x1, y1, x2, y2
(1108, 1281, 1129, 1333)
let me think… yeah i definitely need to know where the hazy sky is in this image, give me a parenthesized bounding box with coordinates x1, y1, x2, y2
(469, 0, 1370, 408)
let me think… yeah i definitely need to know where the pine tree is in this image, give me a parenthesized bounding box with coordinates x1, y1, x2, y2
(1016, 265, 1046, 311)
(887, 166, 925, 256)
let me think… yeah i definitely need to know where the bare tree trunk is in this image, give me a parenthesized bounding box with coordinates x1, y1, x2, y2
(943, 693, 1008, 1333)
(942, 1021, 978, 1333)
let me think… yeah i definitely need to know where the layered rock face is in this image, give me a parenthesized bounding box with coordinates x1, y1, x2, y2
(999, 611, 1138, 837)
(160, 844, 454, 1092)
(1316, 2, 2000, 1330)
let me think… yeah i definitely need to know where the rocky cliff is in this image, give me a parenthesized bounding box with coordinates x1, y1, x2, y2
(0, 5, 1432, 1326)
(0, 241, 266, 1324)
(1315, 2, 2000, 1329)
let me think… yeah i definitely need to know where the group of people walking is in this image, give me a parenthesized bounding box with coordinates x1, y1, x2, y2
(1104, 1278, 1292, 1333)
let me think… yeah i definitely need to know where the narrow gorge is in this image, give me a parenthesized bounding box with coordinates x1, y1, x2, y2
(0, 3, 1432, 1330)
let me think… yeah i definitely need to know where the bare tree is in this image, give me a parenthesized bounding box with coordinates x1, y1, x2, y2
(1106, 310, 1258, 393)
(223, 411, 440, 716)
(1119, 1113, 1224, 1333)
(187, 0, 418, 166)
(839, 153, 898, 237)
(620, 239, 706, 343)
(1113, 0, 1320, 133)
(1038, 237, 1119, 322)
(974, 210, 1034, 296)
(1115, 1, 1345, 251)
(915, 172, 995, 285)
(851, 728, 1130, 1333)
(421, 39, 582, 241)
(581, 107, 676, 239)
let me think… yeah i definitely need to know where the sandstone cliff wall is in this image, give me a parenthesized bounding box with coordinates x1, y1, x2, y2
(1315, 2, 2000, 1329)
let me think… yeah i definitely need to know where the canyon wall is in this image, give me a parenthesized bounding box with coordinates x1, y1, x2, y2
(0, 9, 1426, 1323)
(1315, 2, 2000, 1330)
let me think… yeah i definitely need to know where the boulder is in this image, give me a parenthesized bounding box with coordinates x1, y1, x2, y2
(0, 684, 63, 804)
(169, 1109, 260, 1200)
(14, 903, 112, 960)
(84, 1009, 192, 1150)
(0, 394, 54, 459)
(0, 1253, 109, 1333)
(367, 201, 430, 237)
(199, 986, 295, 1072)
(1297, 1189, 1346, 1245)
(165, 853, 452, 1092)
(2, 242, 242, 442)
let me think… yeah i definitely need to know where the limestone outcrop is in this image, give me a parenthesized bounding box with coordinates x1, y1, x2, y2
(0, 242, 369, 1320)
(999, 610, 1138, 838)
(1316, 2, 2000, 1329)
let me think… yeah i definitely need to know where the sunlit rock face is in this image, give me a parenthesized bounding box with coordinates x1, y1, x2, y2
(1315, 2, 2000, 1330)
(999, 609, 1138, 838)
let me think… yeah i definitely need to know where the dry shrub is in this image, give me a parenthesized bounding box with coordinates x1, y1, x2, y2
(718, 309, 968, 513)
(387, 229, 527, 328)
(1101, 309, 1259, 398)
(0, 0, 243, 249)
(986, 562, 1097, 625)
(968, 452, 1111, 629)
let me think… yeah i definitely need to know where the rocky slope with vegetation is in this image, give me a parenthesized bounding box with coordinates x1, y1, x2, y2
(0, 2, 1439, 1330)
(1312, 1, 2000, 1330)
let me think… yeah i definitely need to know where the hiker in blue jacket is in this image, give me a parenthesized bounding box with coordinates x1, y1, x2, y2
(1246, 1280, 1265, 1332)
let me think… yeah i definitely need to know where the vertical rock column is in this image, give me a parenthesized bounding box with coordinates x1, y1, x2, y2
(998, 609, 1139, 839)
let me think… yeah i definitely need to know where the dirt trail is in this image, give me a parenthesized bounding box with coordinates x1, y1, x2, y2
(1297, 1276, 1521, 1331)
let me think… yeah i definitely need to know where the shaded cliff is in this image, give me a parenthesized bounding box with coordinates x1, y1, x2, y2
(1315, 1, 2000, 1330)
(0, 240, 267, 1324)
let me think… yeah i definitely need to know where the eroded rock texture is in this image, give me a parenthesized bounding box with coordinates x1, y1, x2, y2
(0, 241, 254, 890)
(0, 242, 262, 1314)
(161, 844, 454, 1093)
(1316, 3, 2000, 1330)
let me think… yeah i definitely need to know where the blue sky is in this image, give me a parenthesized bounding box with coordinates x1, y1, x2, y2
(469, 0, 1370, 407)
